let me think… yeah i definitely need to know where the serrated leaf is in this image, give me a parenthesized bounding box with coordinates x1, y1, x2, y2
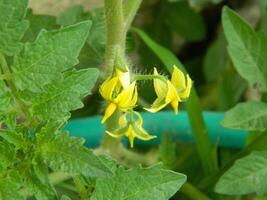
(29, 68, 99, 120)
(57, 5, 84, 26)
(12, 21, 92, 92)
(41, 132, 113, 177)
(0, 141, 15, 169)
(0, 79, 12, 113)
(215, 151, 267, 195)
(23, 12, 58, 42)
(91, 165, 186, 200)
(0, 178, 24, 200)
(222, 7, 267, 91)
(0, 0, 29, 55)
(24, 169, 57, 200)
(222, 101, 267, 131)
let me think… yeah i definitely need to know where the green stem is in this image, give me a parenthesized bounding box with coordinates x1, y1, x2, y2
(181, 182, 212, 200)
(132, 74, 166, 82)
(104, 0, 125, 75)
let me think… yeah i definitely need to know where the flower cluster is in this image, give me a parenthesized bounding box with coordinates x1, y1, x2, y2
(99, 65, 192, 147)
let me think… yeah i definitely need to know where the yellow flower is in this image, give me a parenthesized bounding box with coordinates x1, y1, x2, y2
(99, 70, 137, 123)
(145, 65, 192, 114)
(106, 112, 156, 147)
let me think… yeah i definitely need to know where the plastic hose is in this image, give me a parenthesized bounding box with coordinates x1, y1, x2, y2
(64, 111, 248, 149)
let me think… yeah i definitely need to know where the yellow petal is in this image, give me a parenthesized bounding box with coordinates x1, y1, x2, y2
(99, 77, 119, 100)
(153, 68, 167, 98)
(115, 82, 136, 110)
(165, 80, 180, 103)
(101, 103, 117, 123)
(125, 126, 135, 148)
(144, 97, 169, 113)
(116, 68, 130, 88)
(171, 65, 186, 91)
(128, 86, 138, 108)
(134, 111, 143, 126)
(179, 74, 193, 99)
(105, 125, 128, 138)
(132, 123, 156, 141)
(171, 99, 179, 114)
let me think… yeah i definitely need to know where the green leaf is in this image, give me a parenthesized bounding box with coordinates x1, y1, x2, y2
(29, 68, 99, 120)
(0, 178, 24, 200)
(40, 132, 113, 177)
(0, 79, 12, 113)
(13, 21, 92, 92)
(0, 0, 29, 56)
(222, 101, 267, 131)
(215, 151, 267, 195)
(0, 141, 15, 169)
(222, 7, 267, 91)
(57, 7, 106, 68)
(164, 1, 206, 41)
(57, 5, 84, 26)
(132, 27, 218, 174)
(23, 169, 57, 200)
(91, 165, 186, 200)
(23, 13, 58, 42)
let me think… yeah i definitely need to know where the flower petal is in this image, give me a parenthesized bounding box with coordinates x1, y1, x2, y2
(179, 74, 193, 99)
(101, 103, 117, 123)
(132, 122, 156, 141)
(99, 76, 119, 100)
(144, 97, 168, 113)
(166, 80, 180, 103)
(115, 82, 136, 110)
(125, 126, 135, 148)
(153, 68, 167, 98)
(171, 65, 186, 91)
(106, 126, 128, 138)
(171, 99, 179, 114)
(116, 69, 130, 88)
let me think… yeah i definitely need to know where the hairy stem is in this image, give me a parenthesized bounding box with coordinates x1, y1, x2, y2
(104, 0, 125, 75)
(133, 74, 166, 82)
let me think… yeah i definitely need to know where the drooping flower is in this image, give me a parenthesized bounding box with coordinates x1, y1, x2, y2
(145, 65, 192, 114)
(99, 68, 137, 123)
(106, 112, 156, 147)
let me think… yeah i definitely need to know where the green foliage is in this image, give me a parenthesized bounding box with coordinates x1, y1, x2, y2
(91, 164, 186, 200)
(29, 69, 99, 120)
(13, 21, 91, 92)
(222, 6, 267, 91)
(0, 0, 29, 56)
(216, 151, 267, 195)
(222, 101, 267, 131)
(40, 132, 112, 177)
(164, 1, 206, 42)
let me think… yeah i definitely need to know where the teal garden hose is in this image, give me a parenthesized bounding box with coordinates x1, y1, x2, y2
(64, 111, 247, 149)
